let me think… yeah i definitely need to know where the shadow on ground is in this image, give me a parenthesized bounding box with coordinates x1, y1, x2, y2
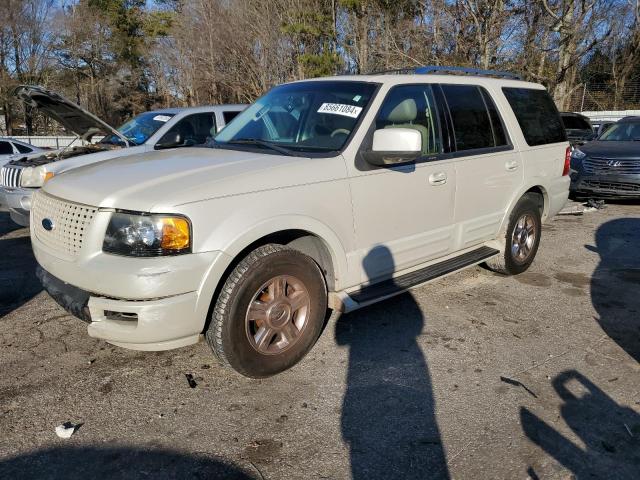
(521, 370, 640, 479)
(0, 445, 256, 479)
(589, 217, 640, 362)
(0, 211, 42, 318)
(335, 245, 450, 480)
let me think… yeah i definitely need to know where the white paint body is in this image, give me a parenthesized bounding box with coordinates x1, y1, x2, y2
(31, 74, 570, 350)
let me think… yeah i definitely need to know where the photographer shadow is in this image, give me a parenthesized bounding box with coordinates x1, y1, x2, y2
(335, 245, 449, 480)
(521, 370, 640, 478)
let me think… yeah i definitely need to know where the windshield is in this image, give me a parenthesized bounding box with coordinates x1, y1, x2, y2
(214, 81, 377, 154)
(561, 115, 591, 130)
(598, 122, 640, 141)
(100, 112, 175, 146)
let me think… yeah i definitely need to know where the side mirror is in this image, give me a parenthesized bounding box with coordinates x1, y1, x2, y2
(363, 129, 422, 166)
(155, 131, 183, 150)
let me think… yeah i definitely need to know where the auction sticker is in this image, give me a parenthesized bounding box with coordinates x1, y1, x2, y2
(153, 115, 171, 122)
(317, 103, 362, 118)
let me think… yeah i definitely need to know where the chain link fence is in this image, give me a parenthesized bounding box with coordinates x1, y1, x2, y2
(566, 80, 640, 112)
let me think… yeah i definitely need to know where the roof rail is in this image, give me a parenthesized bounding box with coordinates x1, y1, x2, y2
(367, 65, 522, 80)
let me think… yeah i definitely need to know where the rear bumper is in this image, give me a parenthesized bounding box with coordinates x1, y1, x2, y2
(570, 173, 640, 199)
(1, 187, 33, 226)
(546, 175, 571, 219)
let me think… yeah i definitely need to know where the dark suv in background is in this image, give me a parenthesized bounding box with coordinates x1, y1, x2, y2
(569, 116, 640, 199)
(561, 112, 595, 145)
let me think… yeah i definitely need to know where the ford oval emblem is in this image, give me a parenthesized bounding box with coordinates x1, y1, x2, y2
(42, 218, 55, 231)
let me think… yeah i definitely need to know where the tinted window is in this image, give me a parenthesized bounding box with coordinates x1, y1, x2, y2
(502, 88, 566, 146)
(14, 143, 33, 154)
(561, 115, 591, 130)
(100, 112, 176, 146)
(223, 111, 240, 124)
(375, 85, 441, 155)
(441, 85, 494, 150)
(0, 141, 12, 154)
(480, 88, 508, 146)
(160, 113, 217, 146)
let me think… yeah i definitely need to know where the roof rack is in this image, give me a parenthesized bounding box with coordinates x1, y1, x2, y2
(367, 65, 522, 80)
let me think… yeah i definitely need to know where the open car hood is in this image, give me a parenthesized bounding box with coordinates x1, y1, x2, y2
(13, 85, 129, 144)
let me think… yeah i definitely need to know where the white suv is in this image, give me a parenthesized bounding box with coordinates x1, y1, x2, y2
(30, 67, 570, 377)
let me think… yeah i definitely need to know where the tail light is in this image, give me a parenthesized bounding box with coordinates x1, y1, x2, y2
(563, 146, 571, 176)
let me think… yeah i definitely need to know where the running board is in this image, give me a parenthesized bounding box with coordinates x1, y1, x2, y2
(349, 246, 499, 305)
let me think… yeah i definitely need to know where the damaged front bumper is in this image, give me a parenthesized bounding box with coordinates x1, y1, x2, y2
(570, 173, 640, 199)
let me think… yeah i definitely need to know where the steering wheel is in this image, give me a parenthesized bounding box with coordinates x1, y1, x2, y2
(330, 128, 350, 138)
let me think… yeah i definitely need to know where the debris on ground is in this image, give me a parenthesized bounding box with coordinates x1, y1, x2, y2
(185, 373, 198, 388)
(558, 204, 584, 216)
(499, 376, 538, 398)
(585, 198, 606, 210)
(55, 421, 81, 439)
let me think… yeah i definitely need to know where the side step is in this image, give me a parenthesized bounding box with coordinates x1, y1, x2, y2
(350, 246, 499, 304)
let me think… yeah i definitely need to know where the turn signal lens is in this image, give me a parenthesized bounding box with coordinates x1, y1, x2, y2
(44, 172, 55, 183)
(161, 217, 190, 250)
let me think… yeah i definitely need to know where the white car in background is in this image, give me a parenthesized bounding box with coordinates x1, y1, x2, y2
(0, 138, 44, 167)
(0, 85, 246, 226)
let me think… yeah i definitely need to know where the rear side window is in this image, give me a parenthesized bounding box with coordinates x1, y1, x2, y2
(441, 85, 506, 151)
(502, 88, 566, 146)
(14, 143, 33, 154)
(0, 141, 13, 154)
(223, 111, 240, 124)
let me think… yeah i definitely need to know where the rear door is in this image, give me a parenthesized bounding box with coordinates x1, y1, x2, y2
(436, 84, 523, 251)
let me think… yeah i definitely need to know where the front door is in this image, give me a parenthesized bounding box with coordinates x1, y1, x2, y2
(348, 84, 457, 284)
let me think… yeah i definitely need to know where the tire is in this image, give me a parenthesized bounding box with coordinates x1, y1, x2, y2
(205, 244, 327, 378)
(485, 193, 542, 275)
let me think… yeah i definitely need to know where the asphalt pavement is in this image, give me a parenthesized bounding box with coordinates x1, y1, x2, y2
(0, 203, 638, 479)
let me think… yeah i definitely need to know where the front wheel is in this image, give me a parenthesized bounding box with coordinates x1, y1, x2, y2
(205, 244, 327, 378)
(485, 193, 542, 275)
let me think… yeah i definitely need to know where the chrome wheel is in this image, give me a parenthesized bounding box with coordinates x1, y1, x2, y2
(245, 275, 310, 355)
(511, 213, 537, 263)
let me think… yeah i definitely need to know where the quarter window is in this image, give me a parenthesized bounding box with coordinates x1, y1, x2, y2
(375, 85, 441, 155)
(502, 87, 566, 146)
(441, 85, 495, 151)
(14, 143, 33, 154)
(223, 111, 240, 124)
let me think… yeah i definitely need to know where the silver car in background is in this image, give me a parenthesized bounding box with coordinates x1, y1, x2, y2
(1, 85, 246, 226)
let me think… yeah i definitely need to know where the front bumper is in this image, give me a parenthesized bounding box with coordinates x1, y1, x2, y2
(570, 173, 640, 199)
(1, 187, 34, 226)
(32, 223, 230, 350)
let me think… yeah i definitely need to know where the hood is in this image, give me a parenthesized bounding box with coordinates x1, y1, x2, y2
(13, 85, 128, 144)
(42, 147, 334, 212)
(580, 141, 640, 159)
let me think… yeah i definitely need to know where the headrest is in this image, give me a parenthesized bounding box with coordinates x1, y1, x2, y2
(386, 99, 417, 123)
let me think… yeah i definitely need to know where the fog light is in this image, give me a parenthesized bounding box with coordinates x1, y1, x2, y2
(20, 195, 31, 210)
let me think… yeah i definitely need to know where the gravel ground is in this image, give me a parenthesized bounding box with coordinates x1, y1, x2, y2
(0, 203, 638, 479)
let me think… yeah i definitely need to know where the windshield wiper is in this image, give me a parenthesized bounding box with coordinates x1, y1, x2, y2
(225, 138, 294, 156)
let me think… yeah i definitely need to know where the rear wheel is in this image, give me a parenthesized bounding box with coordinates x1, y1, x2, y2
(485, 193, 542, 275)
(205, 244, 327, 378)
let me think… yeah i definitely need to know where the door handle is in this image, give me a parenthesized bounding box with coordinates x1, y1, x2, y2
(505, 160, 519, 171)
(429, 172, 447, 185)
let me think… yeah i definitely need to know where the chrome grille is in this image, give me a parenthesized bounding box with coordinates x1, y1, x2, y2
(0, 165, 23, 188)
(583, 156, 640, 175)
(31, 191, 97, 259)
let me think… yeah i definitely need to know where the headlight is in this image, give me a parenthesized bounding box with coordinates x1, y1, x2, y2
(103, 212, 191, 257)
(571, 148, 586, 160)
(20, 166, 54, 187)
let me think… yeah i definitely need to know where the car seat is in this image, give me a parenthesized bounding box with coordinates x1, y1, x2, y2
(382, 98, 430, 154)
